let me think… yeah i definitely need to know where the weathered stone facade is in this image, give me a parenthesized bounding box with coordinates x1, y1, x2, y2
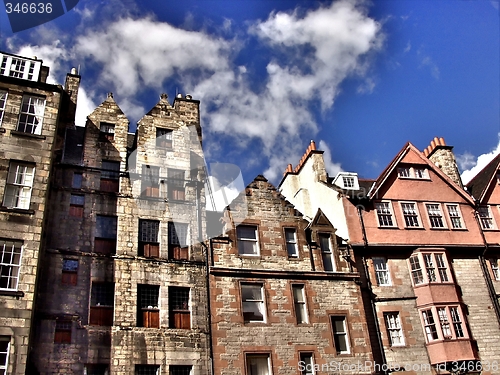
(210, 176, 374, 375)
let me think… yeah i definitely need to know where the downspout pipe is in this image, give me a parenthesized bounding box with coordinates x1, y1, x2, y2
(473, 211, 500, 328)
(357, 205, 387, 375)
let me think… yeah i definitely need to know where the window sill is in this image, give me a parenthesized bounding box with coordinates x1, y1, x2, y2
(404, 226, 425, 230)
(287, 256, 300, 260)
(10, 130, 46, 139)
(377, 226, 399, 229)
(398, 177, 431, 181)
(239, 254, 261, 258)
(0, 206, 35, 215)
(0, 290, 24, 298)
(429, 227, 449, 231)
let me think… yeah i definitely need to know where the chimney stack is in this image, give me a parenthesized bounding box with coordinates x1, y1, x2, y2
(424, 136, 463, 188)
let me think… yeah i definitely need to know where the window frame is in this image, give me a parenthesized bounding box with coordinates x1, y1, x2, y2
(0, 239, 23, 291)
(292, 284, 309, 325)
(420, 306, 467, 343)
(156, 128, 173, 149)
(167, 168, 185, 201)
(318, 233, 335, 272)
(299, 352, 315, 375)
(17, 95, 45, 135)
(0, 90, 7, 126)
(94, 215, 117, 255)
(284, 227, 299, 258)
(425, 203, 447, 229)
(89, 282, 115, 326)
(0, 54, 41, 81)
(141, 165, 160, 198)
(400, 201, 421, 228)
(490, 259, 500, 281)
(99, 122, 115, 141)
(61, 259, 78, 286)
(397, 166, 429, 180)
(168, 286, 191, 329)
(236, 225, 260, 257)
(241, 282, 266, 323)
(138, 219, 160, 258)
(54, 320, 72, 344)
(100, 160, 120, 193)
(2, 161, 35, 210)
(0, 336, 10, 374)
(168, 222, 189, 260)
(135, 365, 160, 375)
(169, 365, 192, 375)
(137, 284, 160, 328)
(409, 252, 451, 286)
(331, 315, 350, 355)
(374, 201, 397, 228)
(373, 257, 391, 286)
(69, 194, 85, 217)
(478, 206, 496, 230)
(384, 312, 405, 347)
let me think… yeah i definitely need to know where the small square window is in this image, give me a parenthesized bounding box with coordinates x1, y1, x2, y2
(156, 128, 173, 148)
(284, 228, 298, 257)
(61, 259, 78, 286)
(100, 122, 115, 141)
(237, 225, 259, 256)
(241, 283, 266, 323)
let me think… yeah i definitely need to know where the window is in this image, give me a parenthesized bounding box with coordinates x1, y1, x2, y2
(0, 90, 7, 126)
(374, 202, 395, 227)
(409, 254, 424, 285)
(99, 122, 115, 141)
(84, 364, 109, 375)
(241, 283, 266, 323)
(246, 354, 271, 375)
(410, 252, 449, 285)
(292, 284, 308, 324)
(17, 95, 45, 134)
(426, 203, 445, 228)
(437, 307, 452, 339)
(373, 258, 391, 286)
(168, 222, 189, 260)
(450, 307, 464, 338)
(156, 128, 173, 148)
(299, 353, 315, 375)
(446, 204, 463, 229)
(397, 167, 410, 178)
(421, 309, 438, 342)
(72, 172, 83, 189)
(342, 176, 354, 188)
(0, 239, 22, 290)
(137, 284, 160, 328)
(0, 55, 40, 81)
(398, 166, 428, 179)
(167, 168, 185, 200)
(69, 194, 84, 217)
(61, 259, 78, 285)
(2, 161, 35, 210)
(478, 206, 495, 229)
(139, 220, 160, 258)
(54, 320, 72, 344)
(169, 366, 192, 375)
(141, 165, 160, 198)
(95, 215, 117, 255)
(414, 168, 427, 179)
(284, 228, 298, 257)
(401, 202, 420, 227)
(135, 365, 160, 375)
(384, 312, 404, 346)
(100, 161, 120, 193)
(237, 225, 259, 256)
(0, 336, 10, 375)
(319, 233, 335, 272)
(169, 286, 190, 329)
(490, 259, 500, 280)
(90, 282, 114, 326)
(331, 316, 350, 354)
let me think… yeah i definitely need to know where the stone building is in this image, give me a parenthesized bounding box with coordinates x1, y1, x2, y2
(29, 90, 211, 374)
(280, 137, 500, 374)
(210, 175, 374, 375)
(0, 51, 79, 375)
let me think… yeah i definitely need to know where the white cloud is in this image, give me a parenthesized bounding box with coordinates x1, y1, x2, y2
(74, 87, 97, 127)
(404, 41, 411, 53)
(319, 140, 343, 176)
(459, 136, 500, 184)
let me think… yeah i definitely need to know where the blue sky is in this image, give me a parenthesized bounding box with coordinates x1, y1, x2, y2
(1, 0, 499, 188)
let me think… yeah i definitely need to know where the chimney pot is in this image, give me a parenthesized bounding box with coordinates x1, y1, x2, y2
(160, 93, 168, 100)
(70, 67, 77, 75)
(185, 94, 192, 100)
(430, 139, 436, 149)
(439, 137, 446, 146)
(311, 140, 316, 150)
(107, 92, 113, 98)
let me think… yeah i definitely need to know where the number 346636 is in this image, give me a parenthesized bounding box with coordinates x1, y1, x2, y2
(5, 3, 53, 14)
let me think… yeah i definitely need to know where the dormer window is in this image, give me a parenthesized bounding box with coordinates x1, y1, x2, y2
(397, 166, 428, 179)
(333, 172, 359, 190)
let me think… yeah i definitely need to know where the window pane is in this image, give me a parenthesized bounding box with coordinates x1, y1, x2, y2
(242, 284, 265, 322)
(0, 240, 23, 290)
(246, 355, 270, 375)
(96, 216, 117, 239)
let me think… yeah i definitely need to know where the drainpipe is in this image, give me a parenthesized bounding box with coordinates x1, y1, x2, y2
(473, 211, 500, 328)
(357, 205, 387, 375)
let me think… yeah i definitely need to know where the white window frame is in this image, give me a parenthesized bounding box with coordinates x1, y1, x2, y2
(17, 95, 45, 135)
(292, 284, 309, 324)
(374, 201, 397, 228)
(237, 225, 260, 256)
(0, 90, 7, 126)
(397, 166, 429, 179)
(421, 306, 466, 342)
(409, 252, 450, 286)
(478, 206, 496, 230)
(241, 283, 266, 323)
(284, 228, 299, 258)
(0, 336, 10, 374)
(331, 316, 350, 354)
(384, 312, 405, 346)
(246, 353, 271, 375)
(299, 352, 315, 375)
(0, 53, 41, 81)
(425, 203, 447, 229)
(409, 254, 424, 285)
(421, 309, 439, 342)
(400, 201, 421, 228)
(373, 257, 391, 286)
(318, 233, 335, 272)
(342, 176, 355, 188)
(490, 259, 500, 281)
(3, 161, 35, 210)
(446, 204, 465, 229)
